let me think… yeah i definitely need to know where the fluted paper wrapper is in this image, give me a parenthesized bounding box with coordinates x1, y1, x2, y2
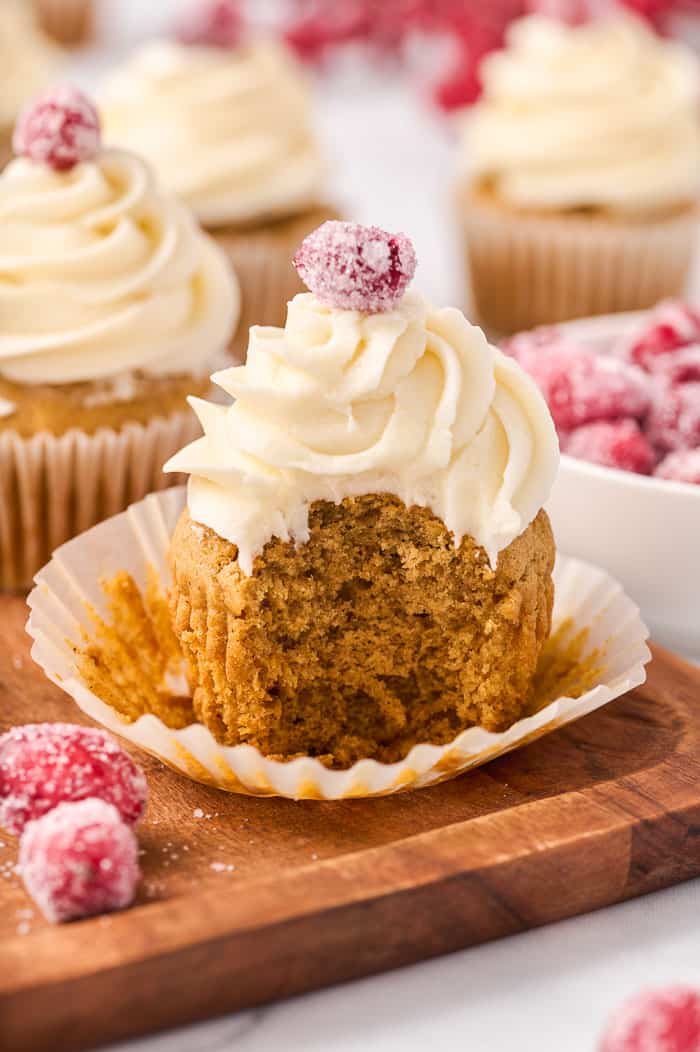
(1, 414, 200, 592)
(27, 487, 650, 800)
(461, 188, 697, 336)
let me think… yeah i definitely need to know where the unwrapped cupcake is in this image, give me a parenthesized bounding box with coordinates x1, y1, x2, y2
(165, 221, 560, 767)
(458, 12, 700, 334)
(0, 86, 239, 591)
(99, 0, 336, 361)
(0, 0, 60, 168)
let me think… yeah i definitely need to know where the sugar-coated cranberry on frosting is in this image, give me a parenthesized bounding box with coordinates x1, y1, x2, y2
(19, 798, 140, 923)
(0, 723, 147, 836)
(175, 0, 243, 49)
(12, 84, 101, 171)
(293, 221, 417, 313)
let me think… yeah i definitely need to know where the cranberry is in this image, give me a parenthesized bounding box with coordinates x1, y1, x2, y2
(293, 221, 417, 313)
(175, 0, 243, 49)
(509, 341, 650, 433)
(0, 723, 147, 836)
(12, 85, 101, 171)
(19, 798, 140, 923)
(655, 448, 700, 486)
(646, 382, 700, 454)
(564, 419, 656, 475)
(600, 987, 700, 1052)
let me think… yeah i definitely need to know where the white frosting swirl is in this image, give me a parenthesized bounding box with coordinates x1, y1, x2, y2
(0, 149, 239, 385)
(100, 40, 324, 227)
(463, 14, 700, 212)
(0, 0, 60, 133)
(166, 292, 559, 574)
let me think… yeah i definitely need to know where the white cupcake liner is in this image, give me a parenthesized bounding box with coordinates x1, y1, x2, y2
(461, 188, 697, 335)
(26, 487, 651, 800)
(0, 413, 200, 592)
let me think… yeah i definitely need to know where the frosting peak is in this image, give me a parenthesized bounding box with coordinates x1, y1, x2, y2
(464, 14, 700, 212)
(166, 292, 559, 573)
(0, 148, 238, 384)
(100, 39, 324, 227)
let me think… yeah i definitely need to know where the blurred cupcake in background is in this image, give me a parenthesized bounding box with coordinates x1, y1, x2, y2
(33, 0, 94, 48)
(457, 12, 700, 335)
(100, 0, 337, 361)
(0, 86, 239, 591)
(0, 0, 61, 167)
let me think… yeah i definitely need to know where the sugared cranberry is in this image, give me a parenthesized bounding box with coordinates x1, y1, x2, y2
(655, 449, 700, 486)
(621, 302, 700, 372)
(600, 987, 700, 1052)
(646, 382, 700, 454)
(19, 799, 140, 923)
(509, 341, 650, 433)
(293, 221, 417, 313)
(13, 85, 101, 171)
(644, 346, 700, 386)
(526, 0, 598, 24)
(175, 0, 242, 49)
(0, 723, 147, 836)
(564, 419, 656, 475)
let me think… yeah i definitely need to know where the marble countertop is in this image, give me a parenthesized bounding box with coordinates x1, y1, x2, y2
(60, 5, 700, 1049)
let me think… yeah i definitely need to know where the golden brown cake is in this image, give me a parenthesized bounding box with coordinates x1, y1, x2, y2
(33, 0, 94, 47)
(165, 222, 561, 767)
(458, 15, 700, 333)
(0, 87, 238, 590)
(170, 498, 555, 766)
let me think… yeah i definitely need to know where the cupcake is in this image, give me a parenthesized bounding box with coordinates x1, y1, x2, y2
(458, 13, 700, 335)
(99, 0, 336, 362)
(0, 86, 239, 591)
(33, 0, 94, 48)
(0, 0, 60, 167)
(165, 221, 559, 768)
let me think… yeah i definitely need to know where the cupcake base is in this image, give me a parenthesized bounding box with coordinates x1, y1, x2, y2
(460, 184, 698, 335)
(33, 0, 93, 47)
(169, 495, 555, 767)
(0, 370, 211, 589)
(211, 205, 339, 361)
(26, 487, 650, 800)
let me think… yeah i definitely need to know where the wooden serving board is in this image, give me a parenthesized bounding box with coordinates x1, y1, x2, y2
(2, 594, 700, 1052)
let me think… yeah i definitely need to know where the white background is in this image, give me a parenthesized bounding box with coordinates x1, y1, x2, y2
(62, 4, 700, 1050)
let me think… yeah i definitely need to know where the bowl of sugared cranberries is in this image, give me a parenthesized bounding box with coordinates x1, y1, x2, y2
(503, 302, 700, 659)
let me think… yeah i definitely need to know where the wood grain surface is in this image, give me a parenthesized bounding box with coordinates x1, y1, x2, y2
(1, 593, 699, 1052)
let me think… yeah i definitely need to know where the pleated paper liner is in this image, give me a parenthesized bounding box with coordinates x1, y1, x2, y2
(460, 184, 697, 336)
(0, 413, 201, 592)
(27, 487, 651, 800)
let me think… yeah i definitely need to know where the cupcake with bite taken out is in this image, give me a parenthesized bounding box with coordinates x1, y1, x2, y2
(458, 11, 700, 334)
(0, 86, 239, 591)
(99, 0, 337, 362)
(165, 221, 559, 767)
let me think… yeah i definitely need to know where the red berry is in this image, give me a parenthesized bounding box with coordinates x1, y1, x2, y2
(622, 302, 700, 372)
(646, 382, 700, 454)
(508, 339, 650, 433)
(19, 799, 140, 923)
(0, 723, 147, 836)
(655, 448, 700, 485)
(564, 419, 656, 475)
(600, 987, 700, 1052)
(293, 221, 417, 313)
(175, 0, 243, 49)
(13, 85, 101, 171)
(645, 346, 700, 386)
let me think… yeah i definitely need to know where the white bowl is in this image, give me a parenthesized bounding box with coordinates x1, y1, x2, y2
(545, 311, 700, 659)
